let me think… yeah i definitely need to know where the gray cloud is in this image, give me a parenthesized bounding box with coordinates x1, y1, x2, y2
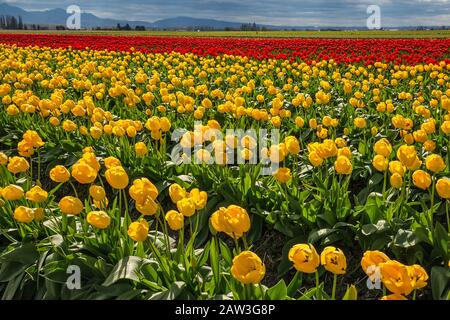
(3, 0, 450, 26)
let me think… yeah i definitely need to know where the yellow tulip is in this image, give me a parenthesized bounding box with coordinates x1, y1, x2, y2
(89, 185, 106, 201)
(425, 154, 446, 173)
(26, 186, 48, 203)
(273, 167, 292, 183)
(380, 260, 414, 296)
(334, 156, 353, 175)
(288, 244, 320, 273)
(87, 211, 111, 229)
(177, 197, 196, 217)
(50, 165, 71, 183)
(105, 166, 129, 190)
(436, 178, 450, 199)
(1, 184, 24, 201)
(320, 246, 347, 275)
(128, 219, 149, 242)
(72, 162, 97, 184)
(59, 196, 83, 215)
(231, 251, 266, 285)
(412, 170, 432, 190)
(7, 156, 29, 174)
(13, 206, 35, 223)
(165, 210, 184, 231)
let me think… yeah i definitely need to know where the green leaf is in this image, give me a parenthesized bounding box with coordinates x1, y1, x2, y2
(393, 229, 418, 248)
(369, 173, 384, 186)
(434, 222, 449, 261)
(287, 272, 302, 297)
(210, 238, 220, 290)
(103, 256, 155, 286)
(92, 283, 135, 299)
(431, 266, 450, 300)
(358, 140, 367, 155)
(364, 193, 384, 223)
(1, 273, 24, 300)
(116, 289, 143, 300)
(361, 220, 389, 236)
(148, 282, 186, 300)
(277, 235, 306, 275)
(267, 279, 287, 300)
(148, 231, 175, 251)
(308, 228, 336, 244)
(60, 140, 79, 152)
(342, 284, 358, 300)
(247, 215, 263, 243)
(0, 242, 39, 265)
(219, 240, 232, 266)
(0, 261, 29, 282)
(298, 283, 328, 300)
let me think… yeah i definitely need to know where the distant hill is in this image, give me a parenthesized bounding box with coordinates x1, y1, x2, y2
(152, 16, 243, 29)
(0, 3, 269, 29)
(0, 3, 447, 31)
(0, 3, 350, 30)
(0, 3, 154, 28)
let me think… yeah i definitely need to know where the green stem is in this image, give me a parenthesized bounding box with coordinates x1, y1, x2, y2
(69, 181, 79, 199)
(446, 201, 449, 234)
(234, 237, 241, 254)
(315, 270, 321, 300)
(158, 210, 172, 258)
(382, 169, 387, 201)
(244, 284, 251, 300)
(189, 216, 194, 237)
(118, 190, 122, 230)
(242, 234, 249, 250)
(447, 139, 450, 174)
(428, 177, 436, 233)
(331, 274, 337, 300)
(37, 150, 41, 183)
(29, 156, 33, 183)
(122, 189, 130, 234)
(430, 176, 435, 209)
(179, 227, 185, 256)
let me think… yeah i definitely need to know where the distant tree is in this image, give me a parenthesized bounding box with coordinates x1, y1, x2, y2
(135, 25, 146, 31)
(18, 16, 23, 29)
(240, 23, 248, 31)
(12, 16, 18, 29)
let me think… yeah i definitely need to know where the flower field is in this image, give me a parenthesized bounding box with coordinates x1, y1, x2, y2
(0, 34, 449, 300)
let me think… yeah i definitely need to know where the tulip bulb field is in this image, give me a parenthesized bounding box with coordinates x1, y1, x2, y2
(0, 32, 449, 301)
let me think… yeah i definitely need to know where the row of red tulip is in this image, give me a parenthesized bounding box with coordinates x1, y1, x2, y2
(0, 34, 449, 64)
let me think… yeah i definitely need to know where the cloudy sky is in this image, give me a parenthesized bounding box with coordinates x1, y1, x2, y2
(3, 0, 450, 26)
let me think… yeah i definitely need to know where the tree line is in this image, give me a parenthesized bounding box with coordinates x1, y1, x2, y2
(0, 15, 24, 29)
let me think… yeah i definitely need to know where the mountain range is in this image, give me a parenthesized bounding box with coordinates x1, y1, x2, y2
(0, 3, 446, 31)
(0, 3, 287, 30)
